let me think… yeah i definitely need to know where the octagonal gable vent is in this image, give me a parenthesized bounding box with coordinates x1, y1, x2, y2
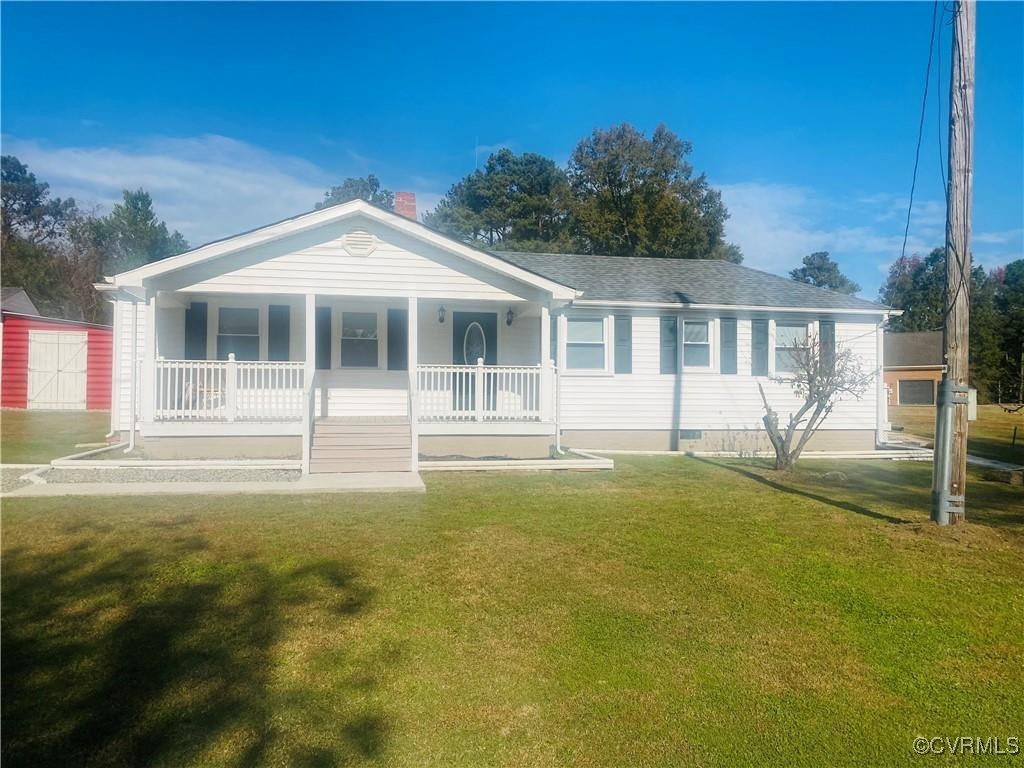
(341, 228, 377, 257)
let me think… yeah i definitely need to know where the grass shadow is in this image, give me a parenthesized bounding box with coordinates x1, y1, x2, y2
(2, 528, 386, 767)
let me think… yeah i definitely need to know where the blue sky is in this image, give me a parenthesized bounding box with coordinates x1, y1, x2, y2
(2, 1, 1022, 297)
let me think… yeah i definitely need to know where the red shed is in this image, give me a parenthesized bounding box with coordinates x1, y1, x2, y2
(1, 311, 113, 410)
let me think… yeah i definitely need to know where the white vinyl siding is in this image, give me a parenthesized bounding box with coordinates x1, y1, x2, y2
(114, 298, 146, 431)
(177, 222, 526, 301)
(558, 314, 880, 432)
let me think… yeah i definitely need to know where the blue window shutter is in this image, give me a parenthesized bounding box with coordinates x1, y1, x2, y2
(820, 320, 836, 369)
(387, 308, 408, 371)
(752, 319, 769, 375)
(720, 318, 737, 374)
(184, 302, 207, 360)
(660, 317, 678, 374)
(614, 315, 632, 374)
(315, 307, 332, 370)
(268, 305, 290, 361)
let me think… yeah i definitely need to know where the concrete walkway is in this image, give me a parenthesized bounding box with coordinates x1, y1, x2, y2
(1, 471, 425, 498)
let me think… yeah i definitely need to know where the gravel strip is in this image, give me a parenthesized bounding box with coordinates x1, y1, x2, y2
(1, 467, 40, 493)
(44, 468, 301, 485)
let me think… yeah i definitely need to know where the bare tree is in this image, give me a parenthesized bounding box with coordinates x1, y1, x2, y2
(757, 334, 875, 470)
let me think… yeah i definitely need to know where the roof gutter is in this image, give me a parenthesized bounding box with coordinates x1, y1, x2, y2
(569, 298, 899, 316)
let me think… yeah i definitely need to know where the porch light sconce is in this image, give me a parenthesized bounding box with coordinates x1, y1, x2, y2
(438, 305, 446, 324)
(506, 307, 515, 327)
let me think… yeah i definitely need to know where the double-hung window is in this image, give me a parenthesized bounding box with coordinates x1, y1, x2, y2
(566, 318, 605, 370)
(217, 307, 259, 361)
(341, 312, 378, 368)
(682, 321, 711, 367)
(774, 322, 808, 373)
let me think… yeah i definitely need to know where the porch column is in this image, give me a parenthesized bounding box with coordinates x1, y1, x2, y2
(556, 312, 567, 451)
(407, 296, 419, 472)
(302, 293, 316, 474)
(540, 304, 552, 421)
(140, 290, 157, 422)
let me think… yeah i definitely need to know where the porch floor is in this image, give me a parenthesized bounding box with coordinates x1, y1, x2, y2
(315, 416, 409, 424)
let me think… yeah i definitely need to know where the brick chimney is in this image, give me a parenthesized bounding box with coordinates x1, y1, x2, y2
(394, 191, 417, 220)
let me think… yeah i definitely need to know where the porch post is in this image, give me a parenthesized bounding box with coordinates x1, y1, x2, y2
(408, 296, 419, 472)
(302, 293, 316, 473)
(140, 290, 157, 422)
(540, 304, 552, 421)
(556, 312, 567, 451)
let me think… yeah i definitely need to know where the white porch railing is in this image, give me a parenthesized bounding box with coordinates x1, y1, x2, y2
(417, 361, 554, 422)
(154, 356, 305, 421)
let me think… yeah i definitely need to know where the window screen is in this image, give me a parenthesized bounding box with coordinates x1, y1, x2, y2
(899, 380, 936, 405)
(775, 323, 808, 374)
(217, 307, 259, 361)
(567, 318, 605, 370)
(683, 321, 710, 367)
(341, 312, 378, 368)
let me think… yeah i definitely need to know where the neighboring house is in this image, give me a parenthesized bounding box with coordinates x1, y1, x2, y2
(97, 198, 894, 473)
(1, 289, 113, 410)
(883, 330, 944, 406)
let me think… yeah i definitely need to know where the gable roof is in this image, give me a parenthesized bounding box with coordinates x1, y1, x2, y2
(884, 330, 944, 367)
(1, 287, 39, 316)
(104, 200, 577, 300)
(494, 251, 890, 314)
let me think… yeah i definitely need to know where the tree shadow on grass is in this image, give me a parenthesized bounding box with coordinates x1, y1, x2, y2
(691, 457, 910, 525)
(695, 456, 1024, 532)
(2, 530, 387, 767)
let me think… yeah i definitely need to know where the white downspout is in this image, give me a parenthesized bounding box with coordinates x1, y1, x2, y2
(104, 296, 120, 439)
(125, 299, 138, 453)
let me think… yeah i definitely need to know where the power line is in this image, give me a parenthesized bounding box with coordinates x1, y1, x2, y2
(900, 0, 941, 263)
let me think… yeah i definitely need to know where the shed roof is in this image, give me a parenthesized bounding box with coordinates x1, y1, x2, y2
(883, 330, 944, 368)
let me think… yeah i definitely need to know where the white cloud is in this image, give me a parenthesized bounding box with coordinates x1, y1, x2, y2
(2, 134, 330, 246)
(718, 181, 947, 294)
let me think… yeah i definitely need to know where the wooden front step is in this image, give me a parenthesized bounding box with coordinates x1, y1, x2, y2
(309, 418, 412, 473)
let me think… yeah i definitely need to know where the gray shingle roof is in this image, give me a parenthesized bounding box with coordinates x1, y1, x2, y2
(1, 287, 39, 316)
(884, 330, 943, 367)
(493, 251, 888, 312)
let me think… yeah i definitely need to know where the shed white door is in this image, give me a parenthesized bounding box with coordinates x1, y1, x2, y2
(28, 330, 88, 410)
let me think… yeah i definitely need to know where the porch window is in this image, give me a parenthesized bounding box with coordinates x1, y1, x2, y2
(775, 322, 808, 373)
(216, 307, 259, 361)
(566, 318, 605, 370)
(683, 321, 711, 367)
(341, 312, 378, 368)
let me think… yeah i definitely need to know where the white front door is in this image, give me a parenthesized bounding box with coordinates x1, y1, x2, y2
(27, 330, 88, 410)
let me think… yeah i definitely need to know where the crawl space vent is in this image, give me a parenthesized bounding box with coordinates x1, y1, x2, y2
(342, 229, 377, 257)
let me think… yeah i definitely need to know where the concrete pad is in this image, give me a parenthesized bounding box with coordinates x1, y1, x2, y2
(2, 471, 425, 498)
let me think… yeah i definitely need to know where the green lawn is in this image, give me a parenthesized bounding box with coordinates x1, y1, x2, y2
(3, 458, 1022, 767)
(890, 403, 1024, 465)
(0, 409, 111, 464)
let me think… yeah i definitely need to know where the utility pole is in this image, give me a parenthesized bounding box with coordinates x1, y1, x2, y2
(932, 0, 975, 525)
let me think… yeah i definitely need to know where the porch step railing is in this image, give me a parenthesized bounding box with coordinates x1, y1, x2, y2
(416, 361, 554, 422)
(154, 356, 305, 421)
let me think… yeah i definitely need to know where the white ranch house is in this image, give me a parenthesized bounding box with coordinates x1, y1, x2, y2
(98, 199, 894, 473)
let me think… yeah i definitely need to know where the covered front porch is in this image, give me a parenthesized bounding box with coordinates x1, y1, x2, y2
(137, 291, 559, 470)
